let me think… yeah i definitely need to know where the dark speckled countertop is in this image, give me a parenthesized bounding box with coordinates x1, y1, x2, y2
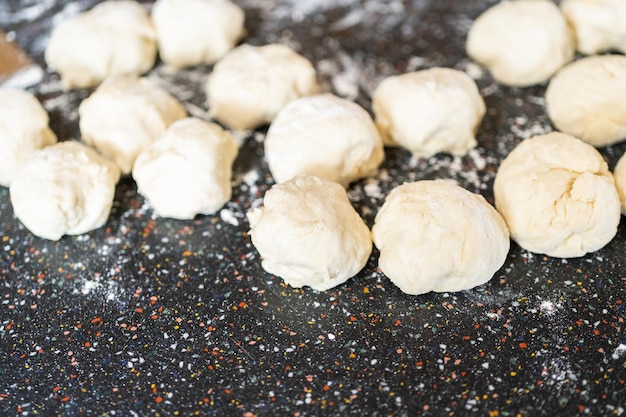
(1, 0, 625, 416)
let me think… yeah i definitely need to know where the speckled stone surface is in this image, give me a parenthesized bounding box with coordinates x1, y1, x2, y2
(1, 0, 625, 416)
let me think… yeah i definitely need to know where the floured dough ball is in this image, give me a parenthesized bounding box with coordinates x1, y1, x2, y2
(79, 76, 187, 174)
(613, 152, 626, 214)
(247, 176, 372, 291)
(560, 0, 626, 55)
(133, 118, 238, 219)
(152, 0, 245, 68)
(494, 132, 620, 258)
(372, 67, 485, 158)
(546, 55, 626, 147)
(466, 0, 575, 87)
(206, 44, 318, 130)
(45, 0, 157, 89)
(10, 141, 121, 241)
(372, 180, 509, 295)
(0, 89, 57, 187)
(265, 94, 383, 187)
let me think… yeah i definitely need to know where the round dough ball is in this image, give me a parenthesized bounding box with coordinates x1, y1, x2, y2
(613, 152, 626, 214)
(494, 132, 620, 258)
(152, 0, 245, 68)
(247, 175, 372, 291)
(132, 118, 238, 219)
(372, 180, 510, 295)
(78, 76, 187, 174)
(466, 0, 575, 87)
(45, 0, 157, 89)
(0, 89, 57, 187)
(206, 44, 319, 130)
(265, 94, 384, 187)
(10, 141, 121, 241)
(372, 67, 485, 158)
(546, 55, 626, 147)
(560, 0, 626, 55)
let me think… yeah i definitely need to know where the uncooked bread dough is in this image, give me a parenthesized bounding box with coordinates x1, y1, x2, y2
(45, 0, 157, 89)
(206, 44, 318, 130)
(613, 152, 626, 214)
(10, 141, 121, 241)
(79, 76, 187, 174)
(247, 175, 372, 291)
(371, 180, 510, 295)
(265, 94, 384, 187)
(561, 0, 626, 55)
(132, 118, 238, 219)
(466, 0, 575, 87)
(152, 0, 245, 68)
(0, 89, 57, 187)
(372, 67, 485, 158)
(546, 55, 626, 147)
(494, 132, 620, 258)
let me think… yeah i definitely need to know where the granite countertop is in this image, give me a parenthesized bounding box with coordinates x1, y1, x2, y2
(1, 0, 625, 415)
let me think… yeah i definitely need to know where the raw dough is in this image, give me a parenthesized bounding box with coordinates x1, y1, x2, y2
(560, 0, 626, 55)
(206, 44, 318, 130)
(466, 0, 575, 87)
(265, 94, 384, 187)
(0, 89, 57, 187)
(10, 141, 121, 241)
(545, 55, 626, 147)
(372, 67, 485, 158)
(133, 118, 238, 219)
(78, 76, 187, 174)
(613, 152, 626, 214)
(494, 132, 620, 258)
(152, 0, 245, 68)
(247, 175, 372, 291)
(45, 0, 157, 89)
(371, 180, 509, 295)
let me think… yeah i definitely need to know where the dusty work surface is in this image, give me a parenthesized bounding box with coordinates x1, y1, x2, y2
(1, 0, 625, 415)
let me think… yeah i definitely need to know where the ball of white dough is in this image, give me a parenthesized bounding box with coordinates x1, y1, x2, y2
(372, 180, 510, 295)
(79, 76, 187, 174)
(265, 94, 384, 187)
(45, 1, 157, 89)
(0, 89, 57, 187)
(247, 176, 372, 291)
(466, 0, 575, 87)
(494, 132, 620, 258)
(132, 118, 238, 219)
(372, 67, 485, 158)
(10, 141, 121, 241)
(613, 152, 626, 214)
(561, 0, 626, 55)
(152, 0, 245, 68)
(206, 44, 318, 130)
(546, 55, 626, 147)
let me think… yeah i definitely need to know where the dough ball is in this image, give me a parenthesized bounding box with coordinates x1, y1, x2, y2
(45, 0, 157, 89)
(372, 67, 485, 158)
(466, 0, 575, 87)
(0, 89, 57, 187)
(152, 0, 245, 68)
(10, 141, 121, 241)
(265, 94, 384, 187)
(494, 132, 620, 258)
(372, 180, 509, 295)
(560, 0, 626, 55)
(206, 44, 318, 130)
(247, 175, 372, 291)
(613, 152, 626, 214)
(132, 118, 238, 219)
(78, 76, 187, 174)
(546, 55, 626, 147)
